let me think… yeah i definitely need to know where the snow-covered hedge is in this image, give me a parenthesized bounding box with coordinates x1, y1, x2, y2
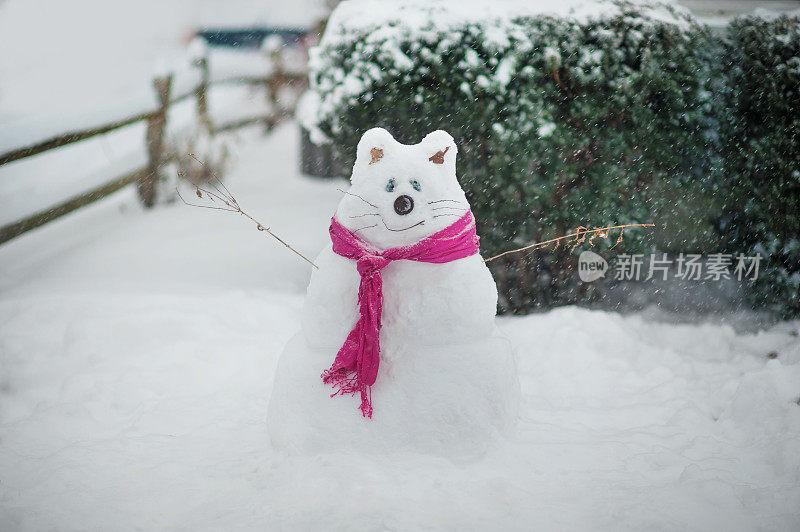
(303, 0, 713, 312)
(715, 14, 800, 318)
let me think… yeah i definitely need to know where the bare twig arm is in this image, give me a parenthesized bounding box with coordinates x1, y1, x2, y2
(177, 155, 319, 269)
(483, 223, 654, 263)
(237, 210, 320, 269)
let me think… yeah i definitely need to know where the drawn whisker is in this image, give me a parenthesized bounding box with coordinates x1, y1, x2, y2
(433, 213, 462, 219)
(428, 199, 464, 205)
(338, 188, 378, 209)
(432, 206, 467, 211)
(349, 213, 382, 219)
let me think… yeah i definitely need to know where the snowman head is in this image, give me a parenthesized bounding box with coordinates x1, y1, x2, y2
(335, 128, 470, 250)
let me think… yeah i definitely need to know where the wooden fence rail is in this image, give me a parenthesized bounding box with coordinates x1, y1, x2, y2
(0, 56, 306, 245)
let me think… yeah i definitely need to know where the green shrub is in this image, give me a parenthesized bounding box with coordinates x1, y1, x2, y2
(715, 14, 800, 318)
(303, 0, 715, 313)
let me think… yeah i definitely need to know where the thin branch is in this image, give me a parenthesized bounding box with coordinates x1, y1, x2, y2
(179, 167, 236, 208)
(610, 226, 625, 250)
(177, 189, 237, 212)
(483, 223, 654, 263)
(188, 153, 236, 204)
(177, 157, 319, 269)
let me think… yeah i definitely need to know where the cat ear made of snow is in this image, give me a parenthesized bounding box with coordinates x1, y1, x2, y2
(421, 130, 457, 171)
(352, 127, 395, 183)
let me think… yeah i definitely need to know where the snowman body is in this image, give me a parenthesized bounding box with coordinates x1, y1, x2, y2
(267, 128, 519, 458)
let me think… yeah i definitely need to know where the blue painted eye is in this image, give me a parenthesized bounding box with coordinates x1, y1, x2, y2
(410, 180, 421, 191)
(386, 179, 396, 192)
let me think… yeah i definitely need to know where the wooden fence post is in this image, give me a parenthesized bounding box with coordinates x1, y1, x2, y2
(266, 48, 286, 123)
(195, 56, 213, 134)
(138, 75, 172, 208)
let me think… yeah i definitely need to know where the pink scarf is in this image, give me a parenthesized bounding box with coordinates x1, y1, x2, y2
(322, 210, 480, 418)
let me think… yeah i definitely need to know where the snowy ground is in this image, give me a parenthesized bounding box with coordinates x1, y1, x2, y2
(1, 123, 800, 531)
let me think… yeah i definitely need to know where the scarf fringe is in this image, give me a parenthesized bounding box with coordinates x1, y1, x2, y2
(321, 368, 373, 419)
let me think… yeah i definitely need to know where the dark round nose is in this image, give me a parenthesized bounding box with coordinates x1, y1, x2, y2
(393, 194, 414, 216)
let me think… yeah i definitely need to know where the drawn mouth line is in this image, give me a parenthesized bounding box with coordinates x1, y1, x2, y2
(381, 218, 425, 232)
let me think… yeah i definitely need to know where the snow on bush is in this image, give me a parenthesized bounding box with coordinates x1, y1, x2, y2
(715, 14, 800, 318)
(302, 0, 714, 313)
